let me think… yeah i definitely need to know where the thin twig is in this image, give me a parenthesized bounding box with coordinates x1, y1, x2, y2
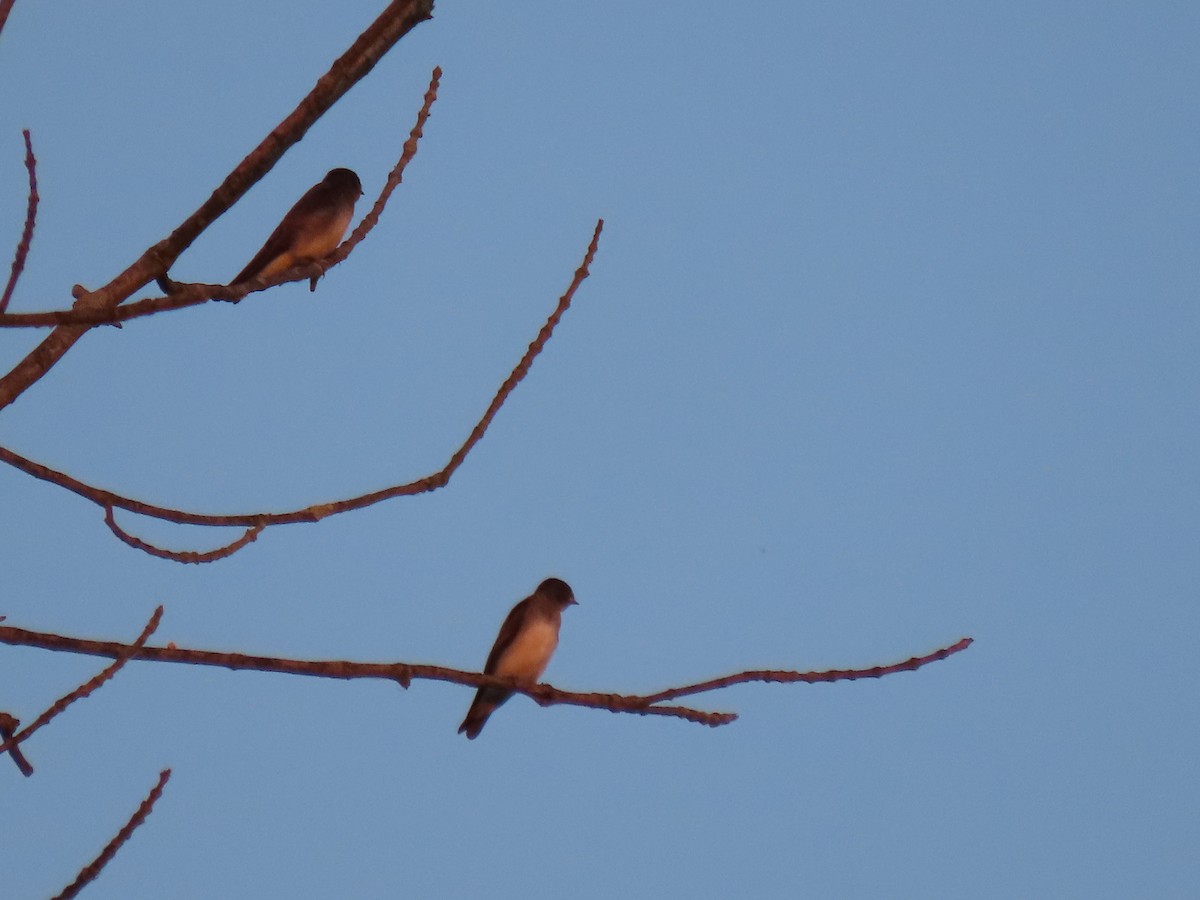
(0, 607, 162, 761)
(318, 66, 441, 279)
(0, 128, 39, 314)
(635, 637, 977, 704)
(53, 769, 172, 900)
(105, 505, 264, 563)
(443, 220, 604, 478)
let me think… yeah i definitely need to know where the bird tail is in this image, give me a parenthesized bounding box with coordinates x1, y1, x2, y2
(458, 697, 494, 740)
(458, 687, 510, 740)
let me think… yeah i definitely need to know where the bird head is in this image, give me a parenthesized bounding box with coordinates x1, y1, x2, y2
(538, 577, 577, 607)
(325, 167, 363, 197)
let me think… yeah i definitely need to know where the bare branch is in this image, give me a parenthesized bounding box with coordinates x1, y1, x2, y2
(0, 219, 603, 560)
(0, 0, 16, 38)
(0, 0, 435, 411)
(0, 617, 971, 730)
(52, 769, 172, 900)
(0, 128, 38, 314)
(0, 607, 162, 762)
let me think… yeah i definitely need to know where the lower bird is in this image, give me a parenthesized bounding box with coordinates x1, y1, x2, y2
(231, 167, 363, 291)
(459, 578, 578, 740)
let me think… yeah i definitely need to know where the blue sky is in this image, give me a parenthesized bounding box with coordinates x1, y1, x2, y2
(1, 2, 1197, 897)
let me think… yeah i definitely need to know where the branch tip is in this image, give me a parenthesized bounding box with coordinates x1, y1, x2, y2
(53, 768, 172, 900)
(0, 128, 39, 314)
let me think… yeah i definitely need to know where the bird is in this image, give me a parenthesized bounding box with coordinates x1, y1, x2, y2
(458, 577, 578, 740)
(231, 167, 363, 291)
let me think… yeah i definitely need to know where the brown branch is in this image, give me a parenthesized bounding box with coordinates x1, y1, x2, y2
(0, 282, 237, 327)
(0, 712, 34, 776)
(0, 618, 971, 730)
(105, 505, 265, 564)
(0, 0, 435, 411)
(52, 768, 172, 900)
(0, 607, 162, 762)
(0, 0, 15, 38)
(0, 128, 38, 314)
(0, 219, 603, 559)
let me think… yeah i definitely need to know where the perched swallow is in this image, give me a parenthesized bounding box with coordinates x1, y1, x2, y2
(231, 167, 363, 290)
(459, 577, 578, 740)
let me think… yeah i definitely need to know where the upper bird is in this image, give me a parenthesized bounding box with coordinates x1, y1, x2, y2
(458, 577, 578, 740)
(231, 168, 363, 290)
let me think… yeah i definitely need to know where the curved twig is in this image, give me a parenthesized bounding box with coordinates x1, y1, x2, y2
(0, 618, 971, 730)
(311, 65, 440, 287)
(0, 219, 603, 560)
(105, 505, 265, 563)
(53, 769, 172, 900)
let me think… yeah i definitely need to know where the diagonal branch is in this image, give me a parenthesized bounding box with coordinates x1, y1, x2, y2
(0, 219, 603, 560)
(0, 0, 435, 411)
(52, 769, 172, 900)
(0, 616, 972, 730)
(0, 128, 38, 314)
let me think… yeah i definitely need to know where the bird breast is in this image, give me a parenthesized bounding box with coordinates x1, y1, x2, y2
(493, 617, 559, 682)
(292, 204, 355, 260)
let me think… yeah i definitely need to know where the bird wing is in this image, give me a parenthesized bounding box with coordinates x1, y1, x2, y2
(482, 595, 535, 674)
(232, 180, 338, 284)
(232, 223, 295, 284)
